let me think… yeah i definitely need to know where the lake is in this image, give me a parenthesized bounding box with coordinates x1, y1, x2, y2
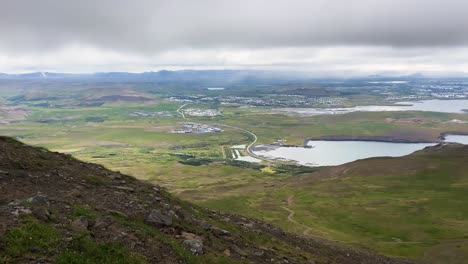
(278, 99, 468, 115)
(444, 134, 468, 144)
(252, 135, 468, 166)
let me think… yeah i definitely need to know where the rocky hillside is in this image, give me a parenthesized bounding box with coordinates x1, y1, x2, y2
(0, 136, 410, 264)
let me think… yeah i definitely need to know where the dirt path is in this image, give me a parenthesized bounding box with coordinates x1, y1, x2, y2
(281, 198, 353, 243)
(282, 195, 422, 245)
(281, 195, 316, 237)
(281, 205, 314, 236)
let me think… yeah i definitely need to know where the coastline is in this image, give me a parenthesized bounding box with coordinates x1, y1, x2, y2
(302, 136, 437, 145)
(300, 131, 468, 147)
(438, 131, 468, 140)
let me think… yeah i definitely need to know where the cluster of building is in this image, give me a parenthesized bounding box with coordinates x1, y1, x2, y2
(171, 122, 223, 134)
(221, 95, 346, 107)
(168, 95, 346, 107)
(377, 82, 468, 101)
(130, 111, 177, 117)
(183, 108, 222, 117)
(166, 80, 468, 108)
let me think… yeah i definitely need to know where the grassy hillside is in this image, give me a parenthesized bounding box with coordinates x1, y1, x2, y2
(0, 137, 407, 264)
(199, 144, 468, 263)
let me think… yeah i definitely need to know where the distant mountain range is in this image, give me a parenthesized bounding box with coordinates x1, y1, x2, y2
(0, 70, 307, 81)
(0, 70, 317, 86)
(0, 70, 467, 85)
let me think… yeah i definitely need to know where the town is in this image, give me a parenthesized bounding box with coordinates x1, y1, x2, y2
(171, 122, 224, 134)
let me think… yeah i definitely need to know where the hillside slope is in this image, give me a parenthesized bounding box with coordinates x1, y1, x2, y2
(200, 144, 468, 263)
(0, 137, 409, 264)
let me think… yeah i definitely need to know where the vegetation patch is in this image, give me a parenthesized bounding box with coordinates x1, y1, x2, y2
(56, 236, 146, 264)
(1, 219, 60, 259)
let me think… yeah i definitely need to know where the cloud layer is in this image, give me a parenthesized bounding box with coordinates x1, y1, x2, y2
(1, 0, 468, 74)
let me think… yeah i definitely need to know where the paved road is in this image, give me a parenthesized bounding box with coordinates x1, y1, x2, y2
(177, 103, 266, 161)
(177, 104, 187, 119)
(217, 124, 268, 161)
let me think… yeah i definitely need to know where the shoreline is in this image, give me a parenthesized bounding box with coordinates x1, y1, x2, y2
(300, 131, 468, 147)
(438, 131, 468, 140)
(249, 132, 468, 165)
(251, 132, 468, 152)
(302, 136, 437, 145)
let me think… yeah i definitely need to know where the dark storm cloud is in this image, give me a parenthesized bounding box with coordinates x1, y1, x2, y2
(1, 0, 468, 55)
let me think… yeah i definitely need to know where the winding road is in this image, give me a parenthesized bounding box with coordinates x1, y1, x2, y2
(176, 103, 267, 161)
(216, 123, 269, 161)
(176, 103, 188, 119)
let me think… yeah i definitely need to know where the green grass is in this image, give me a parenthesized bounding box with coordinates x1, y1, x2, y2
(0, 218, 147, 264)
(1, 219, 60, 258)
(56, 236, 146, 264)
(72, 206, 98, 220)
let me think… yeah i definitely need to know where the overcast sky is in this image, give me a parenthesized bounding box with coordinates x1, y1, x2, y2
(1, 0, 468, 75)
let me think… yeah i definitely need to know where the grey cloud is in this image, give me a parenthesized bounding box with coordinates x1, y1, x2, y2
(1, 0, 468, 55)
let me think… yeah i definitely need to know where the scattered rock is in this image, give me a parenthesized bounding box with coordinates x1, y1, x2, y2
(231, 244, 248, 256)
(13, 208, 32, 217)
(211, 226, 231, 236)
(71, 216, 89, 232)
(153, 186, 160, 193)
(270, 227, 285, 237)
(175, 207, 192, 221)
(223, 249, 231, 256)
(182, 239, 204, 255)
(109, 174, 122, 180)
(94, 217, 113, 230)
(8, 200, 20, 206)
(199, 220, 211, 230)
(32, 207, 51, 221)
(27, 193, 49, 206)
(69, 189, 82, 198)
(145, 209, 172, 227)
(181, 232, 201, 240)
(113, 186, 135, 192)
(107, 209, 129, 218)
(242, 223, 254, 229)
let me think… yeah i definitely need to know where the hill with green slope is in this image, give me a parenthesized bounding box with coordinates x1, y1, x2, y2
(0, 136, 408, 264)
(200, 144, 468, 263)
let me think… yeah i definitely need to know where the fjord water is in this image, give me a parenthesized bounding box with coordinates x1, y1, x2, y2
(253, 135, 468, 166)
(254, 141, 435, 166)
(395, 99, 468, 113)
(444, 134, 468, 144)
(280, 99, 468, 115)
